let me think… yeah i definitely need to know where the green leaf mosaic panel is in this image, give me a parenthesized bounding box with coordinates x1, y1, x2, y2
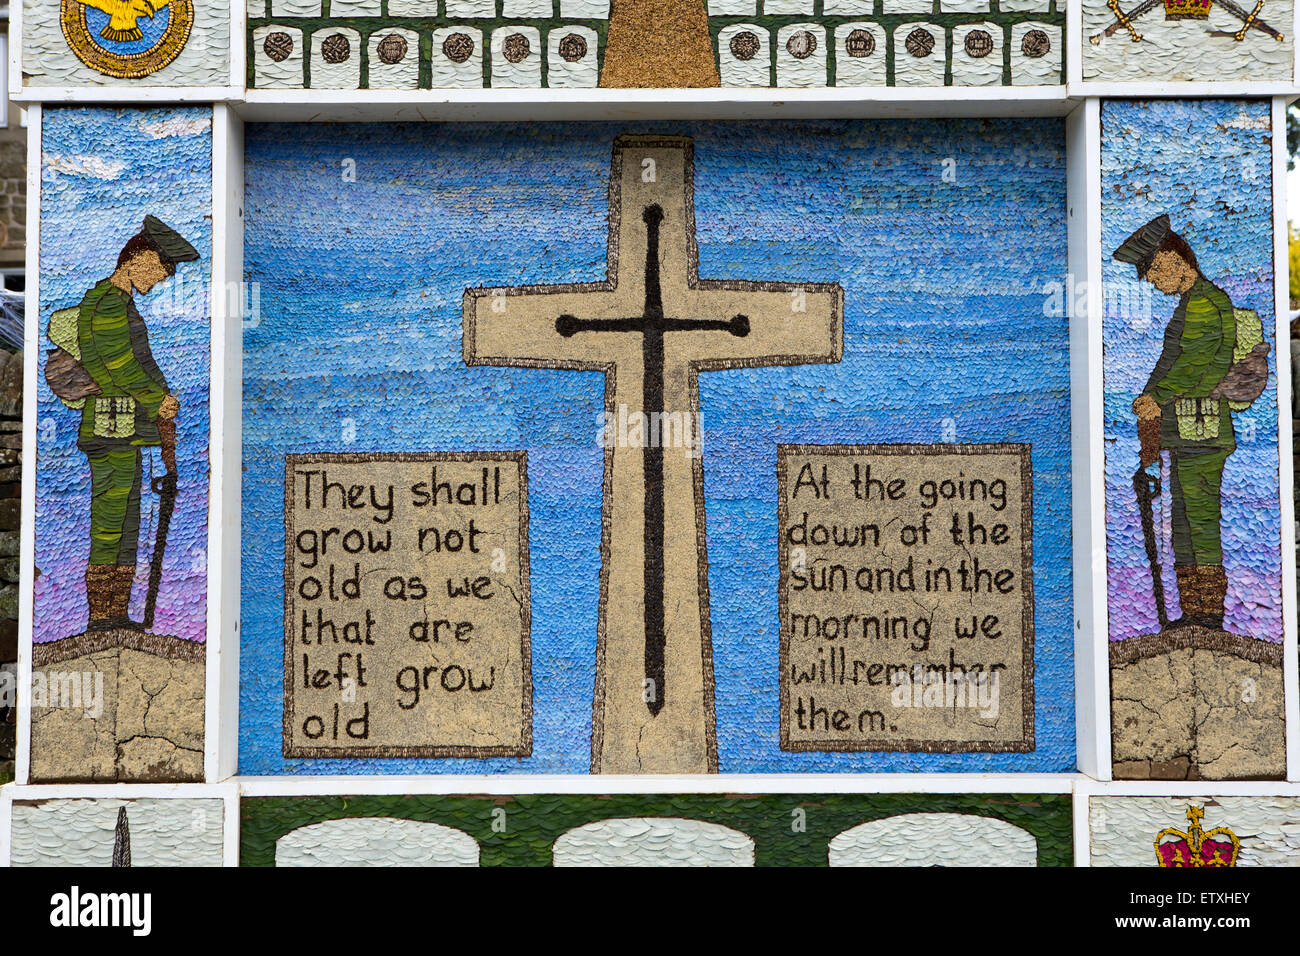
(241, 793, 1075, 866)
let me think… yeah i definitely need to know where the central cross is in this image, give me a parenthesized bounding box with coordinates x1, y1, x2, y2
(463, 135, 843, 773)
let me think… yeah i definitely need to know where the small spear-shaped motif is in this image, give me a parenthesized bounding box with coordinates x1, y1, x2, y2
(112, 806, 131, 867)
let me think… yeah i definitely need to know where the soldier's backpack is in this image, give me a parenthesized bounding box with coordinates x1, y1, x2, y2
(1209, 307, 1270, 412)
(45, 307, 101, 410)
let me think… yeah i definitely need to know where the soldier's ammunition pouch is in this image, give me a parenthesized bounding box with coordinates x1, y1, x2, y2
(93, 396, 136, 439)
(1174, 396, 1220, 441)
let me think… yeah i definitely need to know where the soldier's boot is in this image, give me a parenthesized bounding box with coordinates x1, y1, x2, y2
(85, 564, 118, 631)
(110, 565, 140, 630)
(1189, 565, 1226, 631)
(1166, 565, 1198, 630)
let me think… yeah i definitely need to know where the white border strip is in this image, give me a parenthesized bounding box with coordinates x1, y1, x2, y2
(206, 104, 244, 783)
(1068, 97, 1110, 779)
(221, 785, 240, 866)
(0, 784, 11, 868)
(1293, 0, 1300, 83)
(1077, 777, 1300, 795)
(1272, 96, 1300, 782)
(1071, 82, 1300, 97)
(1071, 778, 1091, 866)
(10, 88, 242, 104)
(235, 87, 1077, 123)
(230, 0, 247, 97)
(15, 103, 40, 787)
(7, 0, 22, 111)
(1067, 0, 1083, 87)
(234, 772, 1081, 797)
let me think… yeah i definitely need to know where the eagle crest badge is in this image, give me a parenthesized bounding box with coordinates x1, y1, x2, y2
(59, 0, 194, 79)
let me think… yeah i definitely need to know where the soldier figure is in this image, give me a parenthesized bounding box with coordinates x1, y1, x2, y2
(1113, 214, 1236, 631)
(76, 215, 198, 630)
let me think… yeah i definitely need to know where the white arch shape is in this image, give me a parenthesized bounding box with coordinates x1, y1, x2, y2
(275, 818, 480, 867)
(553, 818, 755, 867)
(829, 813, 1038, 867)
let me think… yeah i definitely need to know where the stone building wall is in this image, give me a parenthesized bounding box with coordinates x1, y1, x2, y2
(0, 133, 26, 269)
(0, 17, 23, 782)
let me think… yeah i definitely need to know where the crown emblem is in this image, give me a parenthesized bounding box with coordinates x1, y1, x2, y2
(1162, 0, 1214, 18)
(1155, 806, 1239, 867)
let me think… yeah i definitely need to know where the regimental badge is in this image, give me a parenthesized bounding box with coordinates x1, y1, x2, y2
(60, 0, 194, 79)
(1154, 806, 1240, 867)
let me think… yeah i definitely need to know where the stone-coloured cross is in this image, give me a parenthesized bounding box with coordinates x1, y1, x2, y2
(463, 135, 843, 773)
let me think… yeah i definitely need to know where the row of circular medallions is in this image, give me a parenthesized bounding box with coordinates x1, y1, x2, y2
(728, 24, 1052, 59)
(253, 23, 601, 87)
(252, 19, 1061, 88)
(717, 20, 1061, 86)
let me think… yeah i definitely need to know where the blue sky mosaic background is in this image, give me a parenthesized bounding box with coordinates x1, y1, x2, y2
(241, 120, 1074, 773)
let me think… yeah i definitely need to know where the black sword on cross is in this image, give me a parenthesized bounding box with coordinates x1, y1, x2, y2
(556, 203, 749, 717)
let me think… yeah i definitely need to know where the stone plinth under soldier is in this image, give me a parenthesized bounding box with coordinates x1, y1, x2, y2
(1114, 214, 1236, 630)
(77, 215, 199, 630)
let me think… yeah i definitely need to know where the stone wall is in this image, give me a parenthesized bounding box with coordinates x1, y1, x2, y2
(0, 135, 26, 268)
(0, 347, 18, 784)
(0, 36, 23, 779)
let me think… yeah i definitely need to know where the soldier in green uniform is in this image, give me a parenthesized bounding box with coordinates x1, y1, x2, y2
(76, 215, 198, 630)
(1113, 214, 1236, 631)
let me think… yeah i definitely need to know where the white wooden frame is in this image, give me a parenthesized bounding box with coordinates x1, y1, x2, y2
(13, 101, 38, 788)
(4, 9, 1300, 863)
(1272, 97, 1300, 782)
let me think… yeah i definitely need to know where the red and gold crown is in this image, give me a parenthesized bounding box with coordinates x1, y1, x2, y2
(1155, 806, 1239, 867)
(1163, 0, 1213, 18)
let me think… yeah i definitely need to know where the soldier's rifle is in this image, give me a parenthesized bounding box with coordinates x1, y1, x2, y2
(142, 414, 177, 631)
(1134, 416, 1170, 631)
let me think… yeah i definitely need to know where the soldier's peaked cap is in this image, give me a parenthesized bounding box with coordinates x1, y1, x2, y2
(1113, 214, 1171, 266)
(141, 215, 199, 265)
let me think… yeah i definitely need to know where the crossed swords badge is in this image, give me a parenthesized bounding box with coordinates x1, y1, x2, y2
(1090, 0, 1283, 43)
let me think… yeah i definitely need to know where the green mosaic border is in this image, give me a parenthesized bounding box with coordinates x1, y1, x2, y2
(241, 792, 1074, 866)
(246, 3, 1066, 88)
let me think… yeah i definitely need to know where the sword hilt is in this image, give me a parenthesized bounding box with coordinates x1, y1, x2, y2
(1108, 0, 1144, 41)
(1233, 0, 1265, 40)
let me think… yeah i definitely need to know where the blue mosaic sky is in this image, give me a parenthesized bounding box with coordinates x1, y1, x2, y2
(241, 120, 1074, 773)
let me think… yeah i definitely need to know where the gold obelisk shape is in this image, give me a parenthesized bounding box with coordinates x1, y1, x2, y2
(600, 0, 721, 88)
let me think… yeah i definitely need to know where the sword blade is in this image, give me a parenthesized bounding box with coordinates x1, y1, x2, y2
(1091, 0, 1159, 41)
(1211, 0, 1283, 38)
